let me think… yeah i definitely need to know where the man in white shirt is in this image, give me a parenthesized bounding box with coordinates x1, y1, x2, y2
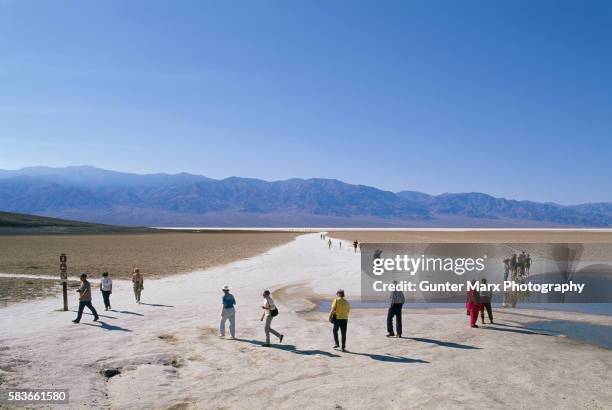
(99, 272, 113, 311)
(260, 290, 284, 346)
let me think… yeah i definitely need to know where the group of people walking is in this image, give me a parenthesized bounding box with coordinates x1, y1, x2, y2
(71, 241, 500, 348)
(503, 251, 532, 278)
(71, 251, 406, 352)
(72, 268, 145, 323)
(502, 251, 532, 308)
(76, 268, 508, 354)
(219, 285, 407, 352)
(320, 234, 360, 253)
(219, 286, 284, 347)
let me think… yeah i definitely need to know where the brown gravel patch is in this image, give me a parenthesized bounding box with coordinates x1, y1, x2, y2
(0, 232, 300, 279)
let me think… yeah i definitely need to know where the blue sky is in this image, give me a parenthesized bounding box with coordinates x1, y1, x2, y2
(0, 0, 610, 204)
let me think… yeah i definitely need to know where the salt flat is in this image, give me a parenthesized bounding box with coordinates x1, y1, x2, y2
(1, 234, 611, 409)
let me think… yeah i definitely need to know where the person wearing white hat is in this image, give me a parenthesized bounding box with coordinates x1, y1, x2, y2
(219, 286, 236, 339)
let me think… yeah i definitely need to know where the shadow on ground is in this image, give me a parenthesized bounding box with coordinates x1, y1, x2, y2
(140, 303, 174, 308)
(70, 310, 117, 319)
(483, 323, 552, 336)
(343, 350, 429, 363)
(235, 338, 340, 357)
(111, 310, 144, 316)
(82, 321, 132, 332)
(526, 320, 612, 350)
(406, 337, 480, 350)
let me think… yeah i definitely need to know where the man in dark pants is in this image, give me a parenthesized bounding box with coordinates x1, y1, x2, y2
(73, 273, 99, 323)
(480, 278, 494, 324)
(387, 280, 405, 338)
(333, 319, 348, 350)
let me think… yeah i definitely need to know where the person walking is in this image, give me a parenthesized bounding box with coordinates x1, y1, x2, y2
(480, 278, 494, 324)
(387, 280, 405, 337)
(329, 289, 350, 351)
(328, 239, 332, 249)
(353, 240, 359, 253)
(99, 272, 113, 311)
(73, 273, 99, 323)
(466, 280, 482, 328)
(502, 258, 511, 307)
(525, 254, 532, 275)
(219, 286, 236, 339)
(260, 290, 284, 346)
(132, 268, 144, 304)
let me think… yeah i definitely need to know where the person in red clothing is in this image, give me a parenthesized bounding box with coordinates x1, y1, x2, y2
(466, 280, 483, 328)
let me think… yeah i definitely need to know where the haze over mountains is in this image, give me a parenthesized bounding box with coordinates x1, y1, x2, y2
(0, 166, 610, 227)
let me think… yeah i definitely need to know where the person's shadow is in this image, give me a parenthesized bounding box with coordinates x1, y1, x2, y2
(483, 324, 551, 336)
(70, 310, 117, 319)
(342, 350, 429, 363)
(83, 321, 132, 332)
(406, 337, 481, 350)
(234, 338, 340, 357)
(111, 310, 144, 316)
(139, 303, 174, 308)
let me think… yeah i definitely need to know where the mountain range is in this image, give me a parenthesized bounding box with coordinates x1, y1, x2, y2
(0, 166, 610, 227)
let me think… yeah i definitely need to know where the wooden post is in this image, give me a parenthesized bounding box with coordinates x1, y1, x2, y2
(60, 253, 68, 311)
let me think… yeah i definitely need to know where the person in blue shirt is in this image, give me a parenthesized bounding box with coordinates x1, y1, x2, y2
(219, 286, 236, 339)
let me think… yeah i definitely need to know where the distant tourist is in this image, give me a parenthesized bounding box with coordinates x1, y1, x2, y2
(479, 278, 494, 324)
(329, 289, 350, 351)
(504, 251, 532, 308)
(466, 280, 482, 328)
(73, 273, 99, 323)
(503, 257, 511, 281)
(260, 290, 283, 346)
(328, 239, 332, 249)
(99, 272, 113, 311)
(525, 254, 532, 275)
(502, 257, 511, 307)
(353, 240, 359, 253)
(387, 280, 405, 338)
(339, 241, 342, 249)
(518, 252, 527, 275)
(220, 286, 236, 339)
(132, 268, 144, 304)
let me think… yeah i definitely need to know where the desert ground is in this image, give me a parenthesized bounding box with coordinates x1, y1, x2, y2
(0, 232, 299, 306)
(0, 231, 611, 409)
(330, 228, 612, 243)
(0, 232, 301, 278)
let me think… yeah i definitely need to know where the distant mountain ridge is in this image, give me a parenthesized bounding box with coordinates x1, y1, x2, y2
(0, 166, 610, 227)
(0, 210, 152, 234)
(397, 191, 612, 227)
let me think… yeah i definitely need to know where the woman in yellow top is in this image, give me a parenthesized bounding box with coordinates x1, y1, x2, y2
(329, 289, 350, 352)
